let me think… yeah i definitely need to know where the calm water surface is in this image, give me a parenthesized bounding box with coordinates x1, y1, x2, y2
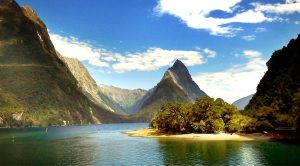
(0, 123, 300, 166)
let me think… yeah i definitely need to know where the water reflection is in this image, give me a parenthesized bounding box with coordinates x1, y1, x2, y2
(158, 139, 242, 165)
(229, 143, 266, 166)
(0, 137, 95, 165)
(1, 124, 300, 165)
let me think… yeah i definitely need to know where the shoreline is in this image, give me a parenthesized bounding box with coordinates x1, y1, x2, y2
(124, 128, 274, 141)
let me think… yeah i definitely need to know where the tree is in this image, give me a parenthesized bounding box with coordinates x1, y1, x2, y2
(151, 97, 240, 134)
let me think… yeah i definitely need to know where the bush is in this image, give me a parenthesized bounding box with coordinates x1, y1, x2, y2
(212, 118, 225, 133)
(192, 120, 206, 133)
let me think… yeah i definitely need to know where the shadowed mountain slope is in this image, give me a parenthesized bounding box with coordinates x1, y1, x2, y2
(0, 0, 128, 127)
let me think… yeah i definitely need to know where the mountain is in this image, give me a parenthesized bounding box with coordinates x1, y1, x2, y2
(59, 56, 117, 113)
(245, 35, 300, 129)
(58, 56, 147, 115)
(0, 1, 127, 127)
(132, 60, 207, 122)
(246, 35, 300, 112)
(232, 94, 254, 110)
(98, 85, 147, 114)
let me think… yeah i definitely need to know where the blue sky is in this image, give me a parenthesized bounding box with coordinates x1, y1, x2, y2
(17, 0, 300, 102)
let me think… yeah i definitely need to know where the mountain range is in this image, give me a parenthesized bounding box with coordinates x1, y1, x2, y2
(0, 1, 128, 127)
(2, 0, 299, 127)
(64, 56, 207, 122)
(0, 0, 207, 126)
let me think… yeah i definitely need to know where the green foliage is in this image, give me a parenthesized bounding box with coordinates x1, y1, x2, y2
(226, 114, 256, 132)
(244, 105, 295, 131)
(245, 35, 300, 132)
(151, 96, 248, 133)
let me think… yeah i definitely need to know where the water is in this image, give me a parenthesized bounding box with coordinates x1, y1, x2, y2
(0, 123, 300, 166)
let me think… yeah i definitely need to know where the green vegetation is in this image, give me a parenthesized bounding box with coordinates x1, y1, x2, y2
(0, 2, 127, 127)
(245, 35, 300, 132)
(150, 97, 257, 133)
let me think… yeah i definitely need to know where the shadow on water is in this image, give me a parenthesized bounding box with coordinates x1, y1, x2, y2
(157, 138, 300, 166)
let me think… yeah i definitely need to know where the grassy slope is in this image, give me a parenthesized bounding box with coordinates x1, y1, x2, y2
(0, 2, 127, 127)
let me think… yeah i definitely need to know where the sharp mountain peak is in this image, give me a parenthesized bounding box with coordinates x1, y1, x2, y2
(170, 59, 189, 72)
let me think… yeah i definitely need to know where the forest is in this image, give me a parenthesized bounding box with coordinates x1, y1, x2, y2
(150, 97, 300, 134)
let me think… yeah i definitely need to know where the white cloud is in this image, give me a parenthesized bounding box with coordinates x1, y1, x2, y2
(50, 34, 110, 67)
(203, 48, 217, 58)
(193, 50, 267, 103)
(255, 27, 267, 32)
(50, 33, 206, 73)
(155, 0, 271, 36)
(254, 0, 300, 14)
(243, 50, 261, 58)
(241, 35, 256, 41)
(295, 20, 300, 24)
(155, 0, 300, 36)
(111, 47, 205, 73)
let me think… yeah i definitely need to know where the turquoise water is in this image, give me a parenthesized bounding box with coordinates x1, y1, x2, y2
(0, 123, 300, 165)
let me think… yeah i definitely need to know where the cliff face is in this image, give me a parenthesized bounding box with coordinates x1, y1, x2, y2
(246, 35, 300, 113)
(132, 60, 207, 122)
(0, 1, 127, 127)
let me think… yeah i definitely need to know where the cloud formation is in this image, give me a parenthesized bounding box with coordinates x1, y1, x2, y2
(193, 50, 267, 103)
(255, 27, 267, 32)
(50, 34, 110, 67)
(50, 33, 206, 73)
(155, 0, 300, 36)
(203, 48, 217, 58)
(111, 47, 205, 73)
(243, 50, 261, 58)
(254, 0, 300, 14)
(241, 35, 256, 41)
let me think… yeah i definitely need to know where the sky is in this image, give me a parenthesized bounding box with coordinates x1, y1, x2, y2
(17, 0, 300, 103)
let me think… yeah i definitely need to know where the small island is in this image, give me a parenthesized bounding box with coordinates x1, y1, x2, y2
(124, 128, 272, 141)
(125, 97, 299, 141)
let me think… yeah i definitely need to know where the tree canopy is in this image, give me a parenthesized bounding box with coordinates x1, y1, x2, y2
(150, 97, 256, 133)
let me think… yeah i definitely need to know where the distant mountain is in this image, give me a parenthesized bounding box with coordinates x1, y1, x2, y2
(98, 85, 147, 114)
(0, 1, 127, 127)
(132, 60, 207, 122)
(246, 35, 300, 112)
(232, 94, 254, 110)
(59, 57, 115, 112)
(59, 57, 147, 115)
